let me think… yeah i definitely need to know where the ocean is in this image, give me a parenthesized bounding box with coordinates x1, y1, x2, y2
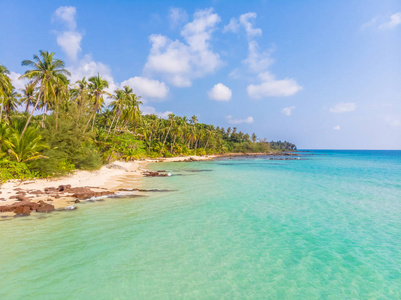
(1, 150, 401, 299)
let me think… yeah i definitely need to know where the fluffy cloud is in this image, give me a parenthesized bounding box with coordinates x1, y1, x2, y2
(333, 125, 341, 130)
(141, 105, 172, 119)
(380, 12, 401, 29)
(144, 8, 222, 87)
(226, 115, 254, 124)
(282, 106, 295, 116)
(8, 71, 27, 91)
(208, 83, 232, 101)
(169, 8, 188, 28)
(247, 72, 302, 98)
(329, 102, 356, 113)
(223, 12, 262, 37)
(243, 41, 275, 73)
(52, 6, 77, 29)
(52, 6, 82, 61)
(68, 55, 118, 102)
(227, 13, 302, 99)
(121, 77, 169, 99)
(55, 31, 82, 61)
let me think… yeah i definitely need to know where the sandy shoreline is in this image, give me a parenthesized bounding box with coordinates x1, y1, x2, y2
(0, 155, 216, 215)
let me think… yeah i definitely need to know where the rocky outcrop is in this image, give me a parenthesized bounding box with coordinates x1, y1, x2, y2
(0, 200, 54, 215)
(143, 171, 169, 177)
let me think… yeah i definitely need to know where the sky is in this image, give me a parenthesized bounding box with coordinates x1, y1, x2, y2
(1, 0, 401, 149)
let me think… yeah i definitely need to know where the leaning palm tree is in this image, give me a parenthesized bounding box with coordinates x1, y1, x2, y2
(84, 74, 109, 133)
(122, 86, 142, 132)
(19, 50, 70, 139)
(108, 88, 126, 134)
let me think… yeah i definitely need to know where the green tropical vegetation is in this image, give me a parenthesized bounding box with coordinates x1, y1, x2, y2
(0, 51, 296, 182)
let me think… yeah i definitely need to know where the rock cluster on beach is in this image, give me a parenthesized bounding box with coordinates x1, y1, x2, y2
(0, 185, 115, 216)
(0, 200, 55, 216)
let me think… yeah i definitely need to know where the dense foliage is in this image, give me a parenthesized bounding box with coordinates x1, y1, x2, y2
(0, 51, 296, 182)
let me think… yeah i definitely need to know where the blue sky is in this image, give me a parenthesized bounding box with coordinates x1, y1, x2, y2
(1, 0, 401, 149)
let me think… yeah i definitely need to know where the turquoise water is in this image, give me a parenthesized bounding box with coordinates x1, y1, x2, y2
(1, 150, 401, 299)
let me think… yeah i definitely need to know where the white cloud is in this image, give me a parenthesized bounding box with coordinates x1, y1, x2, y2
(247, 72, 302, 98)
(55, 31, 82, 61)
(226, 13, 301, 99)
(329, 102, 356, 113)
(223, 18, 240, 33)
(208, 83, 232, 101)
(282, 106, 295, 116)
(144, 8, 222, 87)
(8, 71, 28, 91)
(141, 105, 172, 119)
(380, 12, 401, 30)
(226, 115, 254, 124)
(121, 77, 169, 99)
(52, 6, 82, 61)
(223, 12, 262, 37)
(169, 8, 188, 28)
(239, 13, 262, 37)
(52, 6, 77, 30)
(68, 55, 118, 103)
(362, 12, 401, 30)
(243, 41, 275, 73)
(333, 125, 341, 130)
(228, 68, 240, 79)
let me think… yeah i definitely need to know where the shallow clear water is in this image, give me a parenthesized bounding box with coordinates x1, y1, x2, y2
(1, 150, 401, 299)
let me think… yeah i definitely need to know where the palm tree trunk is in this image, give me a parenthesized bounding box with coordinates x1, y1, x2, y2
(91, 112, 96, 132)
(55, 105, 59, 131)
(204, 137, 210, 150)
(161, 124, 172, 152)
(113, 113, 121, 134)
(107, 112, 117, 134)
(25, 100, 30, 113)
(83, 109, 95, 133)
(20, 85, 43, 141)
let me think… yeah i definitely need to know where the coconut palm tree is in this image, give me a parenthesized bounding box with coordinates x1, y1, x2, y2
(124, 87, 142, 129)
(20, 83, 36, 113)
(19, 50, 70, 139)
(161, 113, 175, 152)
(84, 74, 109, 133)
(108, 88, 125, 134)
(0, 64, 12, 121)
(3, 89, 21, 122)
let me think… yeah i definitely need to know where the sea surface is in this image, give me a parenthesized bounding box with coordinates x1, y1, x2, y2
(1, 150, 401, 299)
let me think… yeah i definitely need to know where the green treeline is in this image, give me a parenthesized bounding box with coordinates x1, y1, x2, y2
(0, 51, 296, 182)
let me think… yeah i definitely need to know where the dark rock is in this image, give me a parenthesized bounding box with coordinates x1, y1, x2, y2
(143, 171, 169, 177)
(36, 201, 55, 213)
(57, 184, 71, 192)
(29, 190, 43, 195)
(14, 206, 31, 216)
(74, 199, 81, 203)
(106, 163, 127, 171)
